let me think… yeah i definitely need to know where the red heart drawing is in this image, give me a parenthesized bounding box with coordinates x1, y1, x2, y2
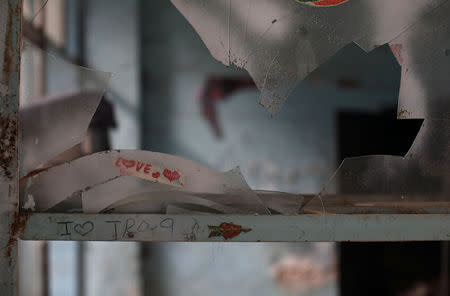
(220, 222, 243, 239)
(301, 0, 349, 6)
(121, 158, 136, 168)
(163, 169, 181, 182)
(208, 222, 251, 240)
(152, 172, 160, 179)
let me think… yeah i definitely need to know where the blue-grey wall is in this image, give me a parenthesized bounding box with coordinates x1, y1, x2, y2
(139, 2, 400, 296)
(84, 1, 142, 296)
(141, 2, 399, 194)
(85, 0, 141, 150)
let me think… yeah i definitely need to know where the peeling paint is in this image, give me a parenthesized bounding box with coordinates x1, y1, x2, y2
(2, 1, 20, 86)
(4, 212, 30, 258)
(0, 0, 20, 181)
(0, 1, 23, 295)
(0, 113, 17, 179)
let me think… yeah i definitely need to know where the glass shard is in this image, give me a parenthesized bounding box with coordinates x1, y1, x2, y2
(171, 0, 447, 113)
(302, 1, 450, 214)
(304, 120, 450, 214)
(254, 190, 305, 215)
(101, 185, 239, 214)
(393, 1, 450, 120)
(19, 43, 110, 177)
(25, 150, 270, 214)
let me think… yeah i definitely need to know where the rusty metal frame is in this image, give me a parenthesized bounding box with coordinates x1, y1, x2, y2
(0, 0, 22, 295)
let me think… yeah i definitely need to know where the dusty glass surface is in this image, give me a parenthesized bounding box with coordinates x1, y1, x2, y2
(303, 2, 450, 213)
(392, 1, 450, 120)
(304, 119, 449, 214)
(171, 0, 447, 114)
(102, 188, 239, 214)
(25, 150, 270, 214)
(172, 0, 450, 214)
(19, 42, 110, 177)
(19, 0, 450, 215)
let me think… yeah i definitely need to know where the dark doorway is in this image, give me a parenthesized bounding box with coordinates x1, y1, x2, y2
(336, 108, 448, 296)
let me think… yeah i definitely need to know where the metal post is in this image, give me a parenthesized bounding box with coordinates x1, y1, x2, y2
(0, 0, 22, 295)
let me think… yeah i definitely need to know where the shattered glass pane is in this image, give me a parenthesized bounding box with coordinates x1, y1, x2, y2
(101, 185, 240, 214)
(392, 1, 450, 120)
(254, 191, 306, 215)
(304, 120, 450, 214)
(302, 1, 450, 214)
(19, 42, 110, 177)
(18, 0, 450, 215)
(173, 0, 450, 214)
(24, 150, 270, 214)
(171, 0, 447, 114)
(22, 0, 48, 24)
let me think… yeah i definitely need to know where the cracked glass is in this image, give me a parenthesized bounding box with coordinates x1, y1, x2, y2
(24, 150, 270, 214)
(19, 0, 450, 215)
(19, 42, 110, 178)
(172, 0, 450, 214)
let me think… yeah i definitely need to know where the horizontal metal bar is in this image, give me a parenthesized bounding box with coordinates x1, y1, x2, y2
(20, 213, 450, 242)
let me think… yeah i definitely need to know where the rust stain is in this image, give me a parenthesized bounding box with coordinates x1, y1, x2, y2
(19, 166, 52, 181)
(2, 1, 21, 84)
(1, 0, 21, 181)
(397, 109, 411, 119)
(0, 0, 23, 276)
(0, 113, 17, 179)
(4, 212, 31, 258)
(2, 3, 13, 82)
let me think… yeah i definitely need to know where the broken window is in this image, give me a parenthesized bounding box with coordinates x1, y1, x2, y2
(19, 42, 110, 180)
(170, 0, 450, 214)
(9, 1, 449, 296)
(171, 0, 449, 113)
(18, 0, 450, 215)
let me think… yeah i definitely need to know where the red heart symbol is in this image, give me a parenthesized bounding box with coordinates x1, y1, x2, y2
(152, 172, 160, 179)
(219, 223, 250, 239)
(220, 222, 241, 239)
(306, 0, 349, 6)
(163, 169, 181, 182)
(121, 158, 136, 168)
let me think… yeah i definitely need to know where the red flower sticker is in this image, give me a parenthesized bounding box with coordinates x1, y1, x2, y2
(208, 222, 252, 240)
(163, 169, 181, 182)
